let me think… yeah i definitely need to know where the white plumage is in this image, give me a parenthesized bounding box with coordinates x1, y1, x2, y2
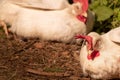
(0, 0, 94, 43)
(0, 0, 21, 25)
(79, 27, 120, 79)
(0, 0, 70, 24)
(10, 0, 70, 10)
(9, 2, 87, 43)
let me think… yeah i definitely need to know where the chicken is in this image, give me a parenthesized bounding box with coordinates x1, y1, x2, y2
(9, 2, 87, 43)
(0, 0, 92, 43)
(75, 27, 120, 79)
(0, 0, 70, 35)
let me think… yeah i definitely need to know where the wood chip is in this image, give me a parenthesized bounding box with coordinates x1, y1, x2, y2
(26, 68, 71, 77)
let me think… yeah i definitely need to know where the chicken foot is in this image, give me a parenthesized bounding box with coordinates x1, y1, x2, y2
(0, 20, 9, 37)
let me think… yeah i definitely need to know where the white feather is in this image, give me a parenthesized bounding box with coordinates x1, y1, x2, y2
(108, 27, 120, 43)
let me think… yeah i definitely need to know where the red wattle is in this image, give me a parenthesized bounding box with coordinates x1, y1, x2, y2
(87, 50, 100, 60)
(77, 15, 87, 23)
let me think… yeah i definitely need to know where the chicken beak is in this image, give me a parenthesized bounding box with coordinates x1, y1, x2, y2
(87, 49, 92, 60)
(82, 12, 87, 18)
(88, 50, 92, 55)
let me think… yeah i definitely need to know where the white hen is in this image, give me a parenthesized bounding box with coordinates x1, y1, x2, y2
(0, 0, 94, 43)
(76, 27, 120, 79)
(8, 2, 87, 43)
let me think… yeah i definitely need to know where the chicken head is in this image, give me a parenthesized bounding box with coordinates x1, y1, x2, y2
(76, 27, 120, 79)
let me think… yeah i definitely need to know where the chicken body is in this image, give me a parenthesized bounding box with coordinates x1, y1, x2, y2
(7, 2, 86, 43)
(80, 27, 120, 79)
(0, 0, 70, 24)
(0, 0, 93, 43)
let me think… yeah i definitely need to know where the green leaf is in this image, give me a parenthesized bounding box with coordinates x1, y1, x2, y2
(100, 0, 108, 5)
(114, 8, 119, 14)
(117, 12, 120, 20)
(89, 1, 99, 10)
(93, 6, 113, 21)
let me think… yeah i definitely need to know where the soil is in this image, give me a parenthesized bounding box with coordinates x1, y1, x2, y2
(0, 30, 91, 80)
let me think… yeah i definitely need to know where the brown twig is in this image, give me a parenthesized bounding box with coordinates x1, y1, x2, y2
(8, 69, 17, 80)
(0, 65, 8, 69)
(25, 68, 71, 77)
(14, 40, 36, 54)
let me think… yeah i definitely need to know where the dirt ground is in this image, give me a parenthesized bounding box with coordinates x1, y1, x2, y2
(0, 29, 91, 80)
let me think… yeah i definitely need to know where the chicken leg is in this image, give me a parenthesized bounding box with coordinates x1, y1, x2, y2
(0, 20, 9, 36)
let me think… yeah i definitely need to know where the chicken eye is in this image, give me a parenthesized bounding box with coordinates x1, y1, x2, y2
(76, 5, 80, 10)
(94, 39, 101, 50)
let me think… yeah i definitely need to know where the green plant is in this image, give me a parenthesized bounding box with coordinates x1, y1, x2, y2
(89, 0, 120, 33)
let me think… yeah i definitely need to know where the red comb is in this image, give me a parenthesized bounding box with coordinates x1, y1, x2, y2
(75, 35, 100, 60)
(75, 35, 93, 50)
(73, 0, 88, 13)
